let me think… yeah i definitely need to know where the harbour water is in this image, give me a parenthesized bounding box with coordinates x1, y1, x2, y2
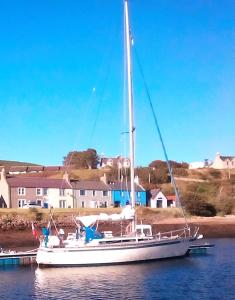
(1, 238, 235, 300)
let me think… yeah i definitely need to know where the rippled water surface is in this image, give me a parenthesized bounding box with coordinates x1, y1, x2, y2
(1, 239, 235, 300)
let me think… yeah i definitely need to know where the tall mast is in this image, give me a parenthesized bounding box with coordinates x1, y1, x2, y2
(124, 0, 135, 209)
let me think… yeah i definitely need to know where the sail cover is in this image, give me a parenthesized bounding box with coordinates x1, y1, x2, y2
(76, 205, 135, 227)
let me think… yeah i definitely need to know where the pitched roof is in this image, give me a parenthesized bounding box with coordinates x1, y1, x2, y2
(109, 181, 145, 192)
(71, 180, 110, 191)
(44, 166, 65, 171)
(150, 189, 161, 198)
(27, 166, 44, 172)
(9, 166, 28, 172)
(220, 156, 235, 161)
(166, 195, 176, 201)
(7, 177, 71, 189)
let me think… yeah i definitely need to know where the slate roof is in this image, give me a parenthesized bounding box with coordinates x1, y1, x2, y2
(150, 188, 161, 198)
(27, 166, 44, 172)
(9, 166, 28, 172)
(109, 181, 145, 192)
(44, 166, 65, 171)
(8, 165, 65, 173)
(220, 156, 235, 161)
(7, 177, 72, 189)
(71, 180, 110, 191)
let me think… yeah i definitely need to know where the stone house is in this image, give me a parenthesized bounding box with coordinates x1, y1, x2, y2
(211, 153, 235, 169)
(71, 180, 112, 208)
(0, 168, 147, 209)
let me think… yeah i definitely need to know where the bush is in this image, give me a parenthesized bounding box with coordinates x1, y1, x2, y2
(215, 197, 234, 215)
(173, 168, 188, 177)
(209, 169, 221, 179)
(185, 200, 217, 217)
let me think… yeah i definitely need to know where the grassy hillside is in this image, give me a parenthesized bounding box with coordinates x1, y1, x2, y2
(2, 162, 234, 216)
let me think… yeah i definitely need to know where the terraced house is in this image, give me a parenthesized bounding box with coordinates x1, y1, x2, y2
(71, 180, 112, 208)
(0, 168, 147, 209)
(0, 169, 73, 208)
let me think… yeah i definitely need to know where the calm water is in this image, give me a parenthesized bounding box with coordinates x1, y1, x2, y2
(1, 239, 235, 300)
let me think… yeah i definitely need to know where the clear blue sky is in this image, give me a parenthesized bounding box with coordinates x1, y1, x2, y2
(0, 0, 234, 167)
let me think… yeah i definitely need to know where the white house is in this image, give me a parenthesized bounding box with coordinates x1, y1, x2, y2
(100, 156, 130, 169)
(211, 152, 235, 169)
(0, 168, 73, 208)
(189, 162, 206, 169)
(150, 189, 176, 208)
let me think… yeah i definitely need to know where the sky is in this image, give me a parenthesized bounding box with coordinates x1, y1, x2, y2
(0, 0, 234, 167)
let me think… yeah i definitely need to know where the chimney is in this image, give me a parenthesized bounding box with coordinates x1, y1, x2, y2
(1, 168, 6, 181)
(63, 172, 70, 182)
(100, 173, 107, 184)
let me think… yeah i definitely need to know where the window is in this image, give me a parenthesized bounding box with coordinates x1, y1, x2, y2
(92, 190, 96, 196)
(100, 201, 107, 208)
(59, 189, 65, 196)
(18, 199, 26, 207)
(43, 188, 48, 196)
(123, 159, 129, 167)
(103, 190, 108, 197)
(80, 190, 86, 196)
(59, 200, 66, 208)
(36, 188, 42, 196)
(82, 201, 85, 208)
(18, 187, 25, 196)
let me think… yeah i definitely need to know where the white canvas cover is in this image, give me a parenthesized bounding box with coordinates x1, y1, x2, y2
(76, 205, 135, 227)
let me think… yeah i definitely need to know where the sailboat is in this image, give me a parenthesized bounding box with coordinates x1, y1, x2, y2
(36, 0, 201, 267)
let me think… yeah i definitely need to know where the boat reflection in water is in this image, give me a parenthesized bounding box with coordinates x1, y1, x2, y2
(34, 263, 162, 299)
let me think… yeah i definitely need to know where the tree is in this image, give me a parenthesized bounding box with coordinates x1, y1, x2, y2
(63, 149, 99, 169)
(149, 160, 189, 170)
(135, 167, 170, 185)
(149, 160, 167, 169)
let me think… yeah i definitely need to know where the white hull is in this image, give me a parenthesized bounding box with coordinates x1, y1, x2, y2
(36, 237, 192, 267)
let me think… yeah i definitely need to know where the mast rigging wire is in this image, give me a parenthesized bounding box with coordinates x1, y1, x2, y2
(133, 45, 189, 227)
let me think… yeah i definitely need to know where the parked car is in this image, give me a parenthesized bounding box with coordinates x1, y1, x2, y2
(22, 202, 42, 209)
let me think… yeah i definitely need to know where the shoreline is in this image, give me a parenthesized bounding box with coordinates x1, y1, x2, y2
(1, 216, 235, 251)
